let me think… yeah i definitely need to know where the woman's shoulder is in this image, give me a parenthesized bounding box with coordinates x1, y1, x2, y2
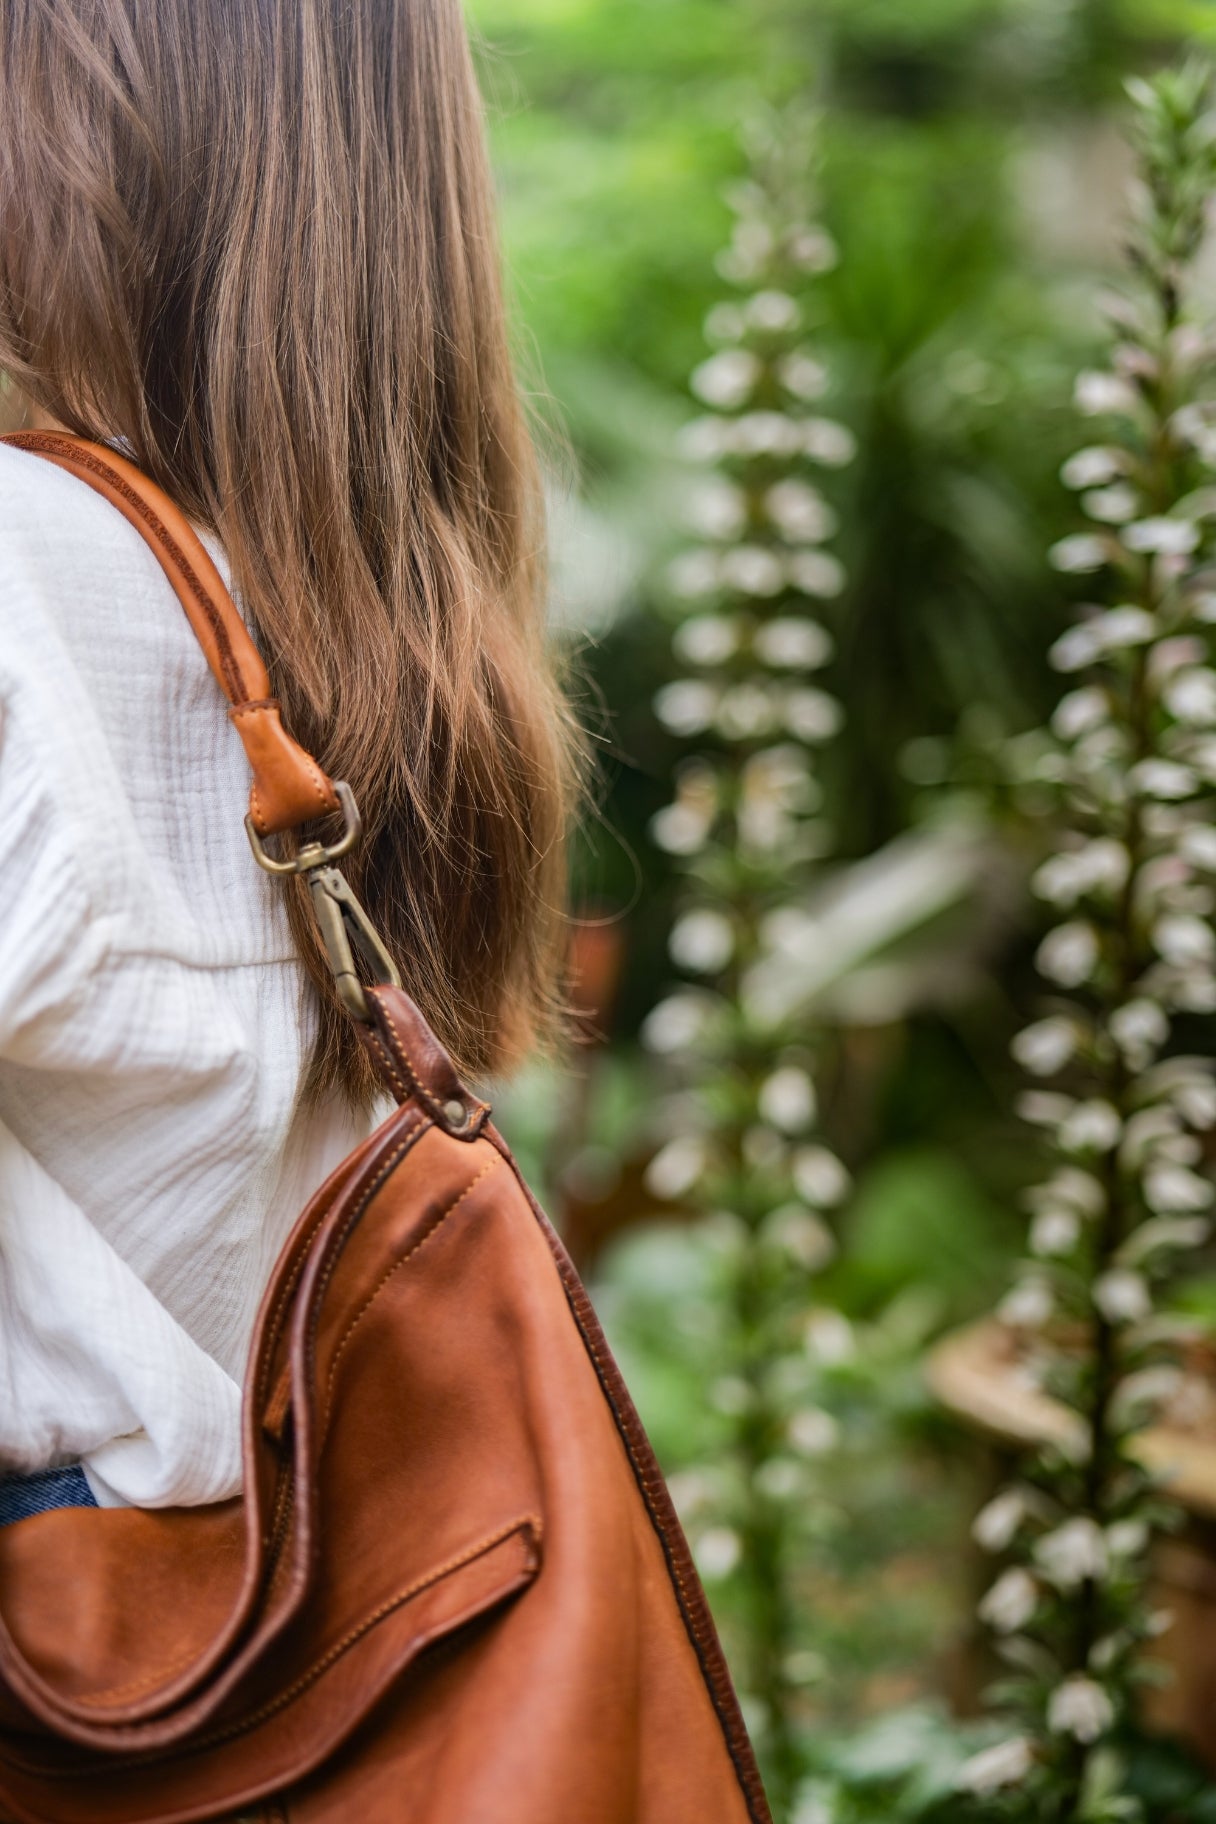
(0, 438, 144, 632)
(0, 434, 125, 545)
(0, 439, 287, 1021)
(0, 438, 206, 684)
(0, 435, 212, 834)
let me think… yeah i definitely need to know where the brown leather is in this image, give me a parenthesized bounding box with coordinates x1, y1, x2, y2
(0, 450, 770, 1822)
(0, 432, 340, 836)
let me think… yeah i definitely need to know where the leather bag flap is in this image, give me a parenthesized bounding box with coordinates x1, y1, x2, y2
(0, 1519, 540, 1824)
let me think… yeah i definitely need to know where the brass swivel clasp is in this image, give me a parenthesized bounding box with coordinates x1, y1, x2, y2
(245, 781, 402, 1022)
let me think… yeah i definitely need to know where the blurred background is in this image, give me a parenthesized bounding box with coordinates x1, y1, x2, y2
(467, 3, 1216, 1818)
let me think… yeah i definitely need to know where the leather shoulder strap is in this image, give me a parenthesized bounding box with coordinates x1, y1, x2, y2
(1, 430, 339, 837)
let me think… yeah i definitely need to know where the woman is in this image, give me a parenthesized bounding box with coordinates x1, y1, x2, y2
(0, 0, 578, 1520)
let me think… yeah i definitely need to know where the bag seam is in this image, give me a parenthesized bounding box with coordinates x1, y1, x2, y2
(492, 1134, 773, 1824)
(372, 996, 490, 1131)
(192, 1513, 540, 1753)
(0, 1517, 540, 1779)
(320, 1151, 502, 1426)
(253, 1113, 425, 1411)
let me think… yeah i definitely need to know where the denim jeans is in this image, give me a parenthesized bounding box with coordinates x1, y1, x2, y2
(0, 1464, 98, 1528)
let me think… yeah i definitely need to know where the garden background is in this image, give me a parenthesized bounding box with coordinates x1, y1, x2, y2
(469, 2, 1216, 1819)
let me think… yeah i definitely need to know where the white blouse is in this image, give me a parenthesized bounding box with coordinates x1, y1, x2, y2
(0, 440, 374, 1508)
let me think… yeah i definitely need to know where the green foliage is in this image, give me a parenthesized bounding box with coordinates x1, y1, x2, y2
(595, 1215, 981, 1764)
(816, 115, 1086, 853)
(829, 1147, 1015, 1320)
(473, 0, 763, 416)
(628, 114, 867, 1810)
(471, 4, 1216, 1819)
(805, 1705, 1000, 1822)
(961, 60, 1216, 1822)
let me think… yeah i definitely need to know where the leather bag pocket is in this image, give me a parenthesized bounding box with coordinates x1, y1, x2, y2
(0, 1517, 541, 1824)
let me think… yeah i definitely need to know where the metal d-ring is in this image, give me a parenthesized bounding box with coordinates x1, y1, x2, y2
(244, 779, 363, 877)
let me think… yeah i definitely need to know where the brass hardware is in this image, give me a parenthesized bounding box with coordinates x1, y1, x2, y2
(307, 866, 402, 1021)
(245, 781, 401, 1022)
(245, 780, 362, 877)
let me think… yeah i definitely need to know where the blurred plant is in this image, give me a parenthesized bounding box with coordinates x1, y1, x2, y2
(640, 105, 858, 1815)
(958, 65, 1216, 1823)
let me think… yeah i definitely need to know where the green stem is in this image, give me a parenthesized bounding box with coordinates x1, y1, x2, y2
(1053, 341, 1176, 1817)
(725, 1176, 801, 1810)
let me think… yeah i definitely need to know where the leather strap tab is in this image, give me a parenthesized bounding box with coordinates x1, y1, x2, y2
(1, 430, 340, 836)
(362, 985, 491, 1137)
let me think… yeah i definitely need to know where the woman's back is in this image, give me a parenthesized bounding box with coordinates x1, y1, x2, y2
(0, 440, 370, 1509)
(0, 0, 577, 1524)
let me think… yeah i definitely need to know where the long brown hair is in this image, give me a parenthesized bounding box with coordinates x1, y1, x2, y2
(0, 0, 581, 1100)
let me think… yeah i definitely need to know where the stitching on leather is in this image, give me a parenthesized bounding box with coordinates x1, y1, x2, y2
(230, 704, 334, 815)
(9, 434, 249, 702)
(244, 1116, 432, 1698)
(231, 707, 333, 817)
(253, 1112, 425, 1409)
(246, 1125, 441, 1617)
(565, 1264, 769, 1822)
(193, 1516, 540, 1751)
(303, 1128, 430, 1345)
(366, 1031, 410, 1105)
(228, 706, 336, 824)
(256, 1116, 421, 1408)
(76, 1632, 216, 1708)
(321, 1151, 501, 1422)
(311, 1125, 428, 1301)
(170, 1518, 539, 1763)
(375, 998, 428, 1102)
(0, 1519, 541, 1780)
(569, 1278, 769, 1818)
(256, 1128, 485, 1608)
(367, 1033, 408, 1102)
(493, 1138, 773, 1824)
(305, 759, 333, 810)
(375, 996, 489, 1128)
(298, 1117, 458, 1427)
(260, 1471, 297, 1600)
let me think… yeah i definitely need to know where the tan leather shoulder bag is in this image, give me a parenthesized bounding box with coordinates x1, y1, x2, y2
(0, 432, 770, 1824)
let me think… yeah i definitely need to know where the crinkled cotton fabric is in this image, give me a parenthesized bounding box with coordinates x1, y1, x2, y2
(0, 441, 375, 1509)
